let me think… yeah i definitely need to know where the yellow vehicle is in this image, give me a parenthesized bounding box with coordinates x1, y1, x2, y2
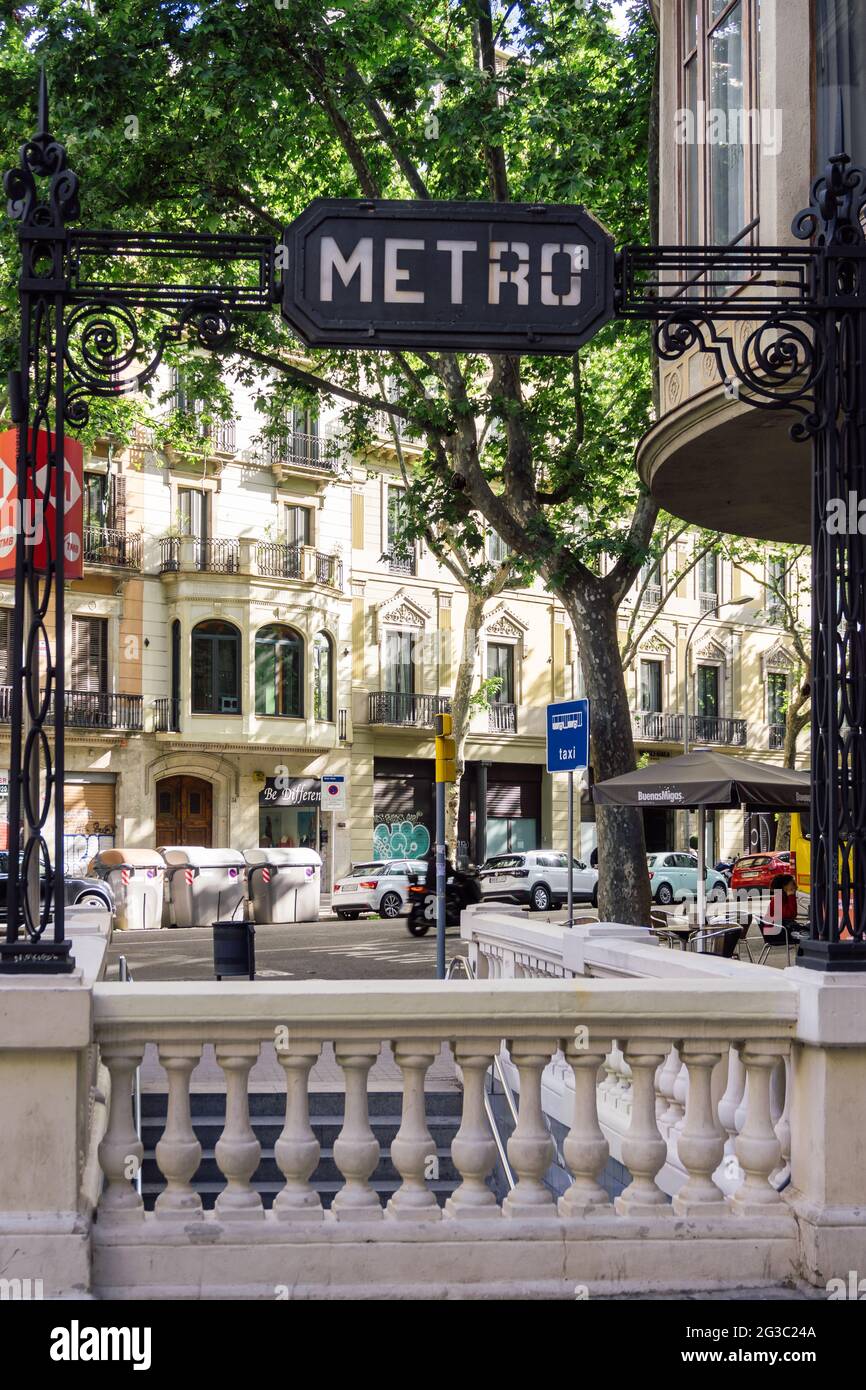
(790, 811, 810, 898)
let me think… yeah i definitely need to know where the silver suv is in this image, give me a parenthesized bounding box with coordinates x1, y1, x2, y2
(479, 851, 598, 912)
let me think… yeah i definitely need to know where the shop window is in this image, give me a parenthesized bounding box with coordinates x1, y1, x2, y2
(192, 619, 241, 714)
(313, 631, 333, 721)
(255, 624, 303, 718)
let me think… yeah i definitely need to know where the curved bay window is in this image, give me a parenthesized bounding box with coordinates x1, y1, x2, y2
(256, 624, 303, 718)
(313, 631, 333, 721)
(192, 620, 241, 714)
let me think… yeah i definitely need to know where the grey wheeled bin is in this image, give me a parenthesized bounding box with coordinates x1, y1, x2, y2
(243, 847, 322, 924)
(89, 848, 165, 931)
(160, 846, 247, 928)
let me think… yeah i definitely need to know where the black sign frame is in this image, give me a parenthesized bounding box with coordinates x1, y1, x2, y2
(280, 198, 616, 354)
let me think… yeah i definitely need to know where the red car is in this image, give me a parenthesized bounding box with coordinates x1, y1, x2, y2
(730, 851, 795, 893)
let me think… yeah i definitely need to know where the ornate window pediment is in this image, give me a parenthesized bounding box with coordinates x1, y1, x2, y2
(483, 603, 529, 655)
(374, 588, 431, 640)
(764, 641, 798, 676)
(694, 637, 728, 665)
(639, 631, 673, 658)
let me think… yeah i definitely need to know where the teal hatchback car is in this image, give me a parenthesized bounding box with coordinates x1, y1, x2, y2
(647, 851, 728, 906)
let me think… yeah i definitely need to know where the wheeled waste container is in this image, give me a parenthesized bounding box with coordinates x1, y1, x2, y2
(213, 920, 256, 980)
(160, 846, 247, 928)
(89, 848, 165, 931)
(243, 847, 322, 923)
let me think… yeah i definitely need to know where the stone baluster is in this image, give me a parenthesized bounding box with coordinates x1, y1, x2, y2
(444, 1041, 499, 1218)
(98, 1043, 145, 1219)
(559, 1040, 612, 1216)
(154, 1044, 202, 1219)
(331, 1042, 383, 1220)
(715, 1045, 747, 1195)
(214, 1043, 263, 1219)
(273, 1047, 323, 1221)
(733, 1042, 789, 1214)
(771, 1056, 791, 1189)
(656, 1045, 681, 1135)
(502, 1040, 557, 1218)
(615, 1039, 671, 1217)
(672, 1041, 728, 1216)
(659, 1048, 686, 1131)
(386, 1042, 440, 1220)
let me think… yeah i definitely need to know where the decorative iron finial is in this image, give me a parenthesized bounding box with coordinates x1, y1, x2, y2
(3, 63, 79, 228)
(793, 90, 866, 247)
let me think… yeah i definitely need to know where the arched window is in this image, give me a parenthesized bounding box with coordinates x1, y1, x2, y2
(191, 620, 241, 714)
(313, 631, 333, 721)
(256, 625, 303, 718)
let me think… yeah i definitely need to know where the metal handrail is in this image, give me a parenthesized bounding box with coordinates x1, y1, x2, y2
(118, 955, 142, 1197)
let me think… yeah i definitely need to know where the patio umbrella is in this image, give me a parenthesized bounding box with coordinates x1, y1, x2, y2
(592, 749, 809, 926)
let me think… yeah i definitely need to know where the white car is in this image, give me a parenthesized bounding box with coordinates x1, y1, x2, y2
(479, 851, 598, 912)
(333, 859, 429, 919)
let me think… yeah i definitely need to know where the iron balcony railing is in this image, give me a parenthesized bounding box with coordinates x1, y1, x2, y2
(488, 702, 517, 733)
(384, 549, 417, 576)
(263, 432, 338, 471)
(632, 711, 747, 746)
(154, 697, 181, 733)
(632, 711, 685, 743)
(699, 591, 719, 613)
(83, 526, 142, 570)
(769, 723, 786, 750)
(159, 537, 239, 573)
(315, 550, 343, 589)
(690, 714, 747, 746)
(640, 583, 662, 607)
(368, 691, 451, 727)
(0, 687, 143, 731)
(204, 420, 236, 455)
(257, 541, 303, 579)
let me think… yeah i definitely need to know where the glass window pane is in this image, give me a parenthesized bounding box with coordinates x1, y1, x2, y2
(684, 57, 699, 243)
(708, 1, 746, 245)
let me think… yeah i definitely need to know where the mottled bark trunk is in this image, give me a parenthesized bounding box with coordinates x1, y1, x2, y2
(558, 579, 652, 926)
(445, 592, 486, 856)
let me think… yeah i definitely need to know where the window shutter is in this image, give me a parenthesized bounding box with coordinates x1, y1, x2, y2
(110, 474, 126, 530)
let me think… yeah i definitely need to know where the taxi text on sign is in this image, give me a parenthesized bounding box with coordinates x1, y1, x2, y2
(0, 429, 84, 580)
(280, 200, 615, 353)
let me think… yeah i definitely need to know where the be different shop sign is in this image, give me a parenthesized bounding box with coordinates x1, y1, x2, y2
(260, 776, 321, 807)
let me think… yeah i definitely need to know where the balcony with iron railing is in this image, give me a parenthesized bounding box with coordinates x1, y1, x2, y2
(632, 710, 747, 746)
(261, 432, 339, 473)
(699, 591, 719, 613)
(83, 526, 142, 571)
(769, 723, 786, 751)
(383, 548, 417, 577)
(0, 686, 143, 731)
(159, 536, 343, 590)
(368, 691, 451, 727)
(154, 697, 181, 733)
(488, 701, 517, 733)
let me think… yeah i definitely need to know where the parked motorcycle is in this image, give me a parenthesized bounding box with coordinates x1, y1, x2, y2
(405, 864, 481, 936)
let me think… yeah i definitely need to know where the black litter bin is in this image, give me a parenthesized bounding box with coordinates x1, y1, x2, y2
(213, 920, 256, 980)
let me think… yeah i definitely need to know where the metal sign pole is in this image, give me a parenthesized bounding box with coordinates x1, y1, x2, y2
(567, 770, 574, 926)
(435, 780, 446, 981)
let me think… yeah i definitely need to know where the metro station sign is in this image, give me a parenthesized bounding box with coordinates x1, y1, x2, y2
(0, 429, 83, 581)
(280, 199, 615, 353)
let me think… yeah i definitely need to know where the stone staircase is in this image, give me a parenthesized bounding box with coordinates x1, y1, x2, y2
(140, 1090, 463, 1210)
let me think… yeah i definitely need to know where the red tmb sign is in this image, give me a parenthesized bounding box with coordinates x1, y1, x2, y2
(0, 428, 84, 580)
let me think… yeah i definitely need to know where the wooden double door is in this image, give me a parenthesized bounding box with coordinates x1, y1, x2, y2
(155, 776, 213, 847)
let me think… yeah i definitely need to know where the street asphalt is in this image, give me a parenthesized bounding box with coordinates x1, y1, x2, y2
(105, 911, 471, 982)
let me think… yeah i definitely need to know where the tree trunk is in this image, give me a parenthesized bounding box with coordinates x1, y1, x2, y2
(556, 578, 652, 926)
(774, 681, 810, 851)
(445, 591, 486, 858)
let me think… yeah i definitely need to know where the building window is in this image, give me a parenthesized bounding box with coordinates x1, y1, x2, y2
(816, 1, 866, 171)
(768, 670, 787, 727)
(83, 472, 109, 530)
(384, 630, 415, 695)
(766, 554, 787, 622)
(698, 550, 719, 608)
(678, 0, 760, 250)
(313, 631, 333, 721)
(386, 486, 415, 572)
(640, 658, 663, 713)
(487, 642, 515, 704)
(285, 504, 311, 547)
(639, 559, 662, 605)
(178, 487, 209, 539)
(486, 529, 511, 564)
(192, 620, 241, 714)
(697, 663, 720, 717)
(255, 625, 303, 718)
(71, 616, 108, 693)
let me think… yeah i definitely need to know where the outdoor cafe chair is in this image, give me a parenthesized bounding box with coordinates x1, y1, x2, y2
(754, 917, 803, 967)
(685, 923, 748, 960)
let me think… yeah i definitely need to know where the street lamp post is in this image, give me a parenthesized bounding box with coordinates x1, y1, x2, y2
(683, 595, 755, 928)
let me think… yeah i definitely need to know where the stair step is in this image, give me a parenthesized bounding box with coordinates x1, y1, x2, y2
(140, 1089, 463, 1120)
